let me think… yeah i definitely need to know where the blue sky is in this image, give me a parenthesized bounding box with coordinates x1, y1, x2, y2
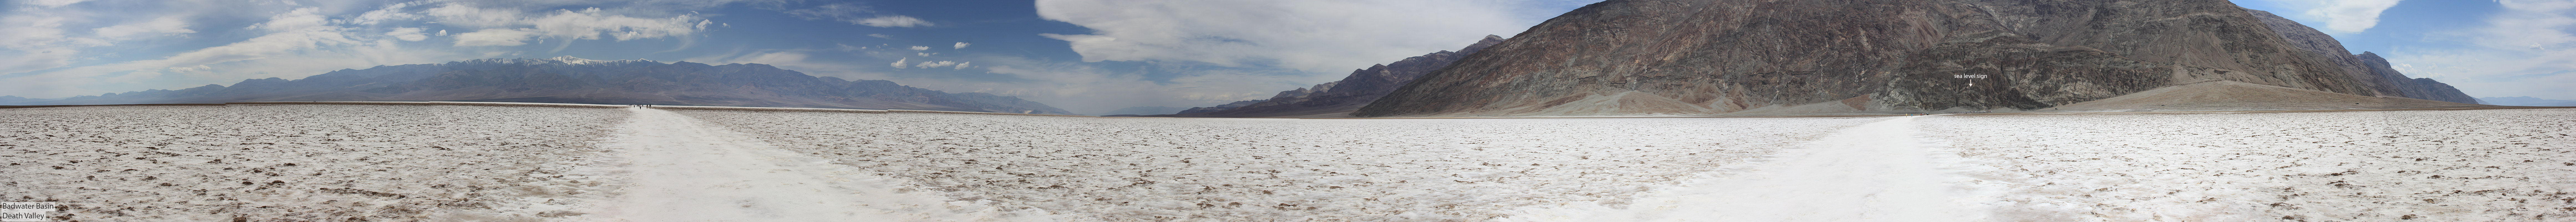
(2234, 0, 2576, 104)
(0, 0, 2565, 114)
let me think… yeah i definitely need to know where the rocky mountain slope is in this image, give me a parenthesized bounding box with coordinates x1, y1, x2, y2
(2043, 80, 2489, 112)
(1167, 35, 1508, 118)
(1355, 0, 2484, 117)
(13, 57, 1074, 114)
(2244, 9, 2478, 104)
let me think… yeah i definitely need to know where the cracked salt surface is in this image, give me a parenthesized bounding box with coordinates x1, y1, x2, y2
(1917, 109, 2576, 221)
(1499, 115, 1986, 222)
(668, 109, 1886, 221)
(569, 108, 1075, 221)
(6, 104, 2573, 221)
(0, 104, 628, 221)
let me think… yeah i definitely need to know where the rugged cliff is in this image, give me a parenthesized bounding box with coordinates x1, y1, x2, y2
(1171, 35, 1508, 117)
(1356, 0, 2479, 117)
(24, 57, 1074, 114)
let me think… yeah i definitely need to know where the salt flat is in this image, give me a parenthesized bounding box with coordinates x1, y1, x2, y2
(1915, 108, 2576, 221)
(666, 109, 1888, 221)
(0, 105, 629, 221)
(4, 105, 2571, 221)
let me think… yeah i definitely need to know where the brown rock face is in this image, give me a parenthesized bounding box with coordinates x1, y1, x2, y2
(2354, 53, 2479, 104)
(1356, 0, 2453, 117)
(1172, 35, 1507, 117)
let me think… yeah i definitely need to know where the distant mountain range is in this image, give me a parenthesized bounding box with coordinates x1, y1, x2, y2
(1172, 100, 1264, 115)
(1099, 106, 1191, 116)
(1159, 35, 1506, 117)
(0, 95, 48, 105)
(2480, 96, 2576, 107)
(1, 57, 1074, 115)
(1353, 0, 2490, 117)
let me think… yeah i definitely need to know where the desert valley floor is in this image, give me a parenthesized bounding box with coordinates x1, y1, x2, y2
(3, 104, 2572, 222)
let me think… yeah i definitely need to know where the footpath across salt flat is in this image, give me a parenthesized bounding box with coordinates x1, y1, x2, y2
(1500, 115, 1992, 221)
(572, 108, 1081, 222)
(664, 109, 1894, 221)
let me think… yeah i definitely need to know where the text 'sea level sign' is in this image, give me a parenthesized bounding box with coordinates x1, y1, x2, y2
(1953, 75, 1989, 79)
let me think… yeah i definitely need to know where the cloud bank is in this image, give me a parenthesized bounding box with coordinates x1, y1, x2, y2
(0, 0, 723, 98)
(2254, 0, 2406, 33)
(1034, 0, 1539, 74)
(2385, 0, 2576, 100)
(783, 3, 935, 28)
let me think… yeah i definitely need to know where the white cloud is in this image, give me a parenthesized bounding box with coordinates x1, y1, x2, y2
(782, 3, 867, 20)
(1, 6, 465, 98)
(719, 51, 819, 67)
(689, 49, 1312, 114)
(347, 2, 422, 26)
(416, 2, 709, 47)
(422, 3, 525, 28)
(867, 33, 891, 39)
(2383, 0, 2576, 99)
(0, 12, 111, 75)
(2256, 0, 2405, 33)
(959, 0, 1605, 113)
(783, 3, 934, 27)
(0, 0, 735, 98)
(2471, 0, 2576, 50)
(953, 42, 970, 49)
(452, 28, 537, 46)
(1034, 0, 1537, 75)
(523, 8, 703, 41)
(249, 8, 337, 33)
(65, 7, 359, 77)
(0, 15, 108, 50)
(914, 60, 958, 69)
(385, 27, 429, 41)
(0, 48, 83, 79)
(909, 46, 930, 51)
(91, 16, 195, 39)
(889, 59, 967, 69)
(21, 0, 94, 7)
(854, 15, 931, 27)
